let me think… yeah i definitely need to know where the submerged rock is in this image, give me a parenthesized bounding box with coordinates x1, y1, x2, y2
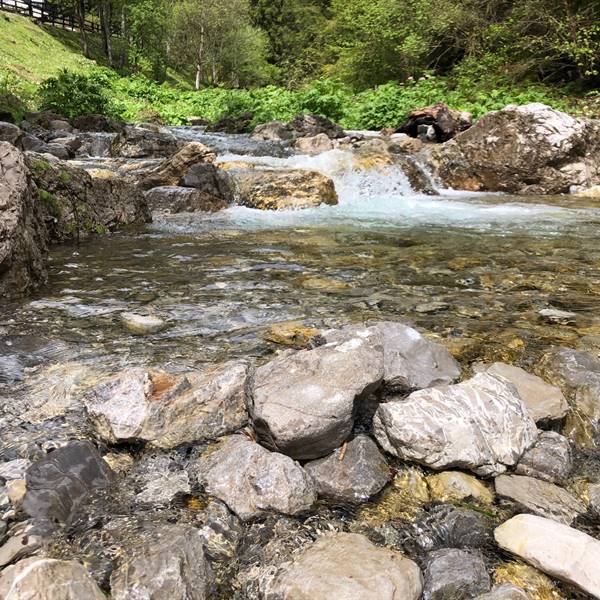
(494, 514, 600, 598)
(476, 584, 529, 600)
(0, 557, 105, 600)
(422, 548, 490, 600)
(304, 435, 390, 504)
(194, 435, 316, 520)
(263, 532, 423, 600)
(120, 312, 166, 335)
(426, 471, 494, 504)
(145, 185, 229, 213)
(374, 373, 538, 476)
(84, 361, 249, 448)
(514, 431, 573, 484)
(429, 103, 600, 194)
(249, 325, 384, 459)
(110, 524, 214, 600)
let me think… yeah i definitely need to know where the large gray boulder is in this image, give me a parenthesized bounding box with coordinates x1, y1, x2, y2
(249, 325, 384, 459)
(263, 532, 423, 600)
(494, 474, 585, 525)
(84, 361, 249, 448)
(110, 524, 214, 600)
(374, 373, 538, 476)
(304, 434, 390, 504)
(111, 124, 180, 158)
(514, 431, 572, 484)
(0, 121, 22, 145)
(494, 514, 600, 598)
(145, 186, 228, 213)
(0, 142, 48, 299)
(428, 103, 600, 194)
(289, 113, 345, 139)
(0, 557, 105, 599)
(251, 120, 294, 141)
(194, 435, 316, 520)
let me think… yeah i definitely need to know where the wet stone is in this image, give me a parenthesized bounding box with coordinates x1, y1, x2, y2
(128, 454, 191, 506)
(476, 584, 529, 600)
(197, 500, 243, 561)
(120, 312, 166, 335)
(0, 522, 42, 567)
(422, 548, 491, 600)
(304, 434, 390, 504)
(494, 474, 585, 525)
(426, 471, 494, 504)
(514, 431, 573, 484)
(588, 483, 600, 520)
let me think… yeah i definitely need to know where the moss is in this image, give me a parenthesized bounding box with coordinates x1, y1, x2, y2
(32, 160, 51, 173)
(82, 218, 107, 235)
(58, 169, 72, 184)
(38, 187, 62, 217)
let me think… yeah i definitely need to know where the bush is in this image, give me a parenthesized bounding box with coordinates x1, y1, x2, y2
(0, 70, 35, 121)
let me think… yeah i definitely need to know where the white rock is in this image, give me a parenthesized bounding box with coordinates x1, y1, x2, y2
(120, 312, 166, 335)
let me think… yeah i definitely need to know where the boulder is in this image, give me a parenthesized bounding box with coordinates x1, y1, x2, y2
(207, 112, 253, 134)
(263, 532, 423, 600)
(48, 119, 72, 132)
(0, 523, 42, 567)
(194, 435, 316, 520)
(145, 186, 228, 213)
(476, 585, 529, 600)
(494, 514, 600, 598)
(197, 500, 243, 561)
(0, 121, 22, 145)
(111, 124, 180, 158)
(110, 524, 214, 600)
(397, 102, 472, 143)
(428, 103, 600, 194)
(422, 548, 490, 600)
(39, 142, 71, 160)
(138, 141, 216, 190)
(19, 133, 44, 152)
(23, 441, 115, 529)
(494, 474, 585, 524)
(0, 558, 105, 600)
(294, 133, 334, 154)
(374, 373, 538, 476)
(129, 455, 191, 506)
(120, 312, 166, 335)
(588, 483, 600, 519)
(0, 142, 48, 299)
(227, 167, 338, 210)
(478, 362, 569, 423)
(182, 161, 232, 196)
(304, 434, 390, 504)
(289, 113, 345, 139)
(389, 132, 424, 154)
(426, 471, 494, 504)
(249, 325, 384, 459)
(514, 431, 572, 484)
(72, 114, 123, 133)
(84, 361, 249, 448)
(251, 120, 294, 141)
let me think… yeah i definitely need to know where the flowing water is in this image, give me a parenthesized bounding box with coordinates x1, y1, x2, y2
(1, 129, 600, 596)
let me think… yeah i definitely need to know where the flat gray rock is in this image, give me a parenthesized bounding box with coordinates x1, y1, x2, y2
(495, 474, 585, 524)
(304, 434, 390, 504)
(374, 373, 538, 476)
(263, 532, 423, 600)
(422, 548, 491, 600)
(250, 325, 384, 459)
(194, 435, 316, 521)
(495, 514, 600, 598)
(110, 524, 213, 600)
(515, 431, 572, 483)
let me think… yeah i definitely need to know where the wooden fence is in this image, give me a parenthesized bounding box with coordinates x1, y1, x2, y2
(0, 0, 102, 33)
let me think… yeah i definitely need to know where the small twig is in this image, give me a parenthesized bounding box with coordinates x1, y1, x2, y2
(338, 441, 348, 461)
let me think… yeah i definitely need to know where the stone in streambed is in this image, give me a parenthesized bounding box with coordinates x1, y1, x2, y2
(120, 312, 166, 335)
(494, 514, 600, 598)
(194, 435, 316, 521)
(426, 471, 494, 504)
(263, 532, 423, 600)
(145, 186, 228, 213)
(374, 373, 538, 476)
(476, 584, 528, 600)
(110, 124, 180, 158)
(514, 431, 572, 484)
(304, 435, 390, 504)
(494, 474, 585, 524)
(249, 325, 384, 460)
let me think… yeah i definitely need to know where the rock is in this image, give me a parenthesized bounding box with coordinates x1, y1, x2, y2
(0, 459, 31, 480)
(494, 514, 600, 598)
(227, 167, 338, 210)
(145, 186, 229, 213)
(476, 585, 529, 600)
(398, 103, 472, 143)
(138, 141, 216, 190)
(50, 135, 82, 154)
(294, 133, 334, 154)
(264, 321, 322, 348)
(249, 325, 384, 459)
(110, 524, 214, 600)
(5, 478, 26, 505)
(289, 113, 345, 139)
(372, 321, 460, 392)
(429, 103, 600, 194)
(23, 441, 115, 529)
(19, 133, 44, 152)
(422, 548, 490, 600)
(84, 361, 249, 448)
(40, 142, 70, 160)
(72, 114, 123, 132)
(197, 500, 243, 561)
(479, 362, 569, 423)
(427, 471, 494, 504)
(0, 143, 48, 299)
(515, 431, 572, 483)
(251, 120, 294, 141)
(389, 132, 424, 154)
(0, 121, 22, 144)
(131, 455, 191, 506)
(573, 184, 600, 198)
(48, 119, 72, 132)
(492, 562, 562, 600)
(181, 161, 232, 197)
(0, 523, 42, 567)
(495, 474, 585, 524)
(588, 483, 600, 519)
(0, 557, 105, 599)
(111, 124, 180, 158)
(539, 308, 577, 325)
(187, 116, 209, 126)
(304, 435, 390, 504)
(194, 435, 316, 520)
(207, 112, 253, 134)
(120, 312, 166, 335)
(263, 532, 423, 600)
(374, 373, 538, 476)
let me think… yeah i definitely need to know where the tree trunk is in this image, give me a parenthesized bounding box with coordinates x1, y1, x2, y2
(100, 1, 113, 65)
(195, 25, 205, 90)
(119, 4, 126, 69)
(75, 0, 89, 58)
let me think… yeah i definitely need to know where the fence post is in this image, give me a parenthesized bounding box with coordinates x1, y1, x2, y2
(28, 0, 33, 17)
